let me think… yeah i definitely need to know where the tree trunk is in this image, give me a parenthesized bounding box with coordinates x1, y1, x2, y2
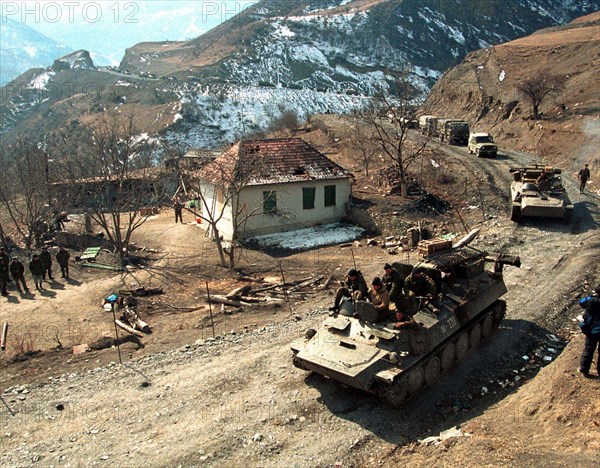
(212, 229, 227, 267)
(401, 181, 409, 198)
(0, 221, 7, 247)
(533, 103, 539, 120)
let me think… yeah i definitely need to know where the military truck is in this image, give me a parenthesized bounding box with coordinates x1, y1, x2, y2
(509, 164, 573, 223)
(291, 240, 520, 407)
(468, 133, 497, 157)
(440, 120, 470, 145)
(418, 115, 439, 137)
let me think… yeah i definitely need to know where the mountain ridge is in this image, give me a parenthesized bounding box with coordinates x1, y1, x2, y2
(1, 0, 598, 149)
(0, 16, 72, 85)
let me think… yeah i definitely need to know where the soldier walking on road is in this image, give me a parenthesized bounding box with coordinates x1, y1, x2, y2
(40, 246, 54, 281)
(578, 164, 590, 194)
(10, 258, 29, 294)
(56, 245, 71, 279)
(174, 198, 184, 223)
(578, 286, 600, 378)
(0, 246, 9, 296)
(29, 254, 45, 291)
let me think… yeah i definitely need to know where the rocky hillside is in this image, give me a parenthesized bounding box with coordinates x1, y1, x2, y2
(1, 0, 597, 149)
(0, 17, 72, 86)
(121, 0, 597, 95)
(419, 12, 600, 178)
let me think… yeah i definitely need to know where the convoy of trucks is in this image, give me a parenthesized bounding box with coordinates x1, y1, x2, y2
(418, 115, 471, 146)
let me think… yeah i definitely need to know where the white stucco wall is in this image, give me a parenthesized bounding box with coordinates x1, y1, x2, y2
(199, 177, 352, 241)
(236, 178, 352, 238)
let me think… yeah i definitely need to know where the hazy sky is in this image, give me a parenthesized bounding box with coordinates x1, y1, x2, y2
(1, 1, 259, 62)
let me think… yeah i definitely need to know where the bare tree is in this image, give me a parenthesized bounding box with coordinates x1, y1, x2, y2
(57, 114, 164, 260)
(517, 71, 566, 120)
(269, 109, 300, 132)
(346, 119, 378, 176)
(0, 138, 52, 248)
(188, 147, 275, 268)
(363, 74, 430, 196)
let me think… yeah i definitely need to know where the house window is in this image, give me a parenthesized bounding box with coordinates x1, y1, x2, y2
(324, 185, 336, 207)
(263, 190, 277, 213)
(303, 187, 316, 210)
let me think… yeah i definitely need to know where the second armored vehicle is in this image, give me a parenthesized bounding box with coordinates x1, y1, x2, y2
(509, 164, 573, 223)
(292, 242, 520, 407)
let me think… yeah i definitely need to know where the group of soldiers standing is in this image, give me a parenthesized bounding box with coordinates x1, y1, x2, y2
(0, 245, 71, 296)
(331, 263, 437, 329)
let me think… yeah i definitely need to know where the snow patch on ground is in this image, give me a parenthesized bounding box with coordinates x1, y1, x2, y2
(246, 223, 365, 251)
(28, 71, 54, 89)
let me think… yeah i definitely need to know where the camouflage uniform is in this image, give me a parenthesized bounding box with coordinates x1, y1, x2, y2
(404, 272, 437, 298)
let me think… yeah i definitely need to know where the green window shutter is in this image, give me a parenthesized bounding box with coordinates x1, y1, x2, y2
(303, 187, 316, 209)
(263, 191, 277, 213)
(324, 185, 336, 207)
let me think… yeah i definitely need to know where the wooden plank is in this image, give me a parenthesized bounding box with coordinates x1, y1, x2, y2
(81, 262, 123, 271)
(115, 319, 145, 337)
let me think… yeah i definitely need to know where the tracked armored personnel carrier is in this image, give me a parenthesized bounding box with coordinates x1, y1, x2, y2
(509, 165, 573, 223)
(291, 241, 520, 407)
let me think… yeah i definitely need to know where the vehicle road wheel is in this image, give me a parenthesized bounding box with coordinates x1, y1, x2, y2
(492, 300, 507, 323)
(456, 333, 469, 360)
(510, 205, 521, 222)
(424, 357, 441, 386)
(470, 323, 482, 349)
(292, 356, 306, 370)
(407, 367, 424, 395)
(378, 376, 409, 408)
(440, 343, 456, 372)
(481, 315, 493, 338)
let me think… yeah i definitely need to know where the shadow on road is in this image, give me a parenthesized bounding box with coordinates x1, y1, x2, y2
(5, 295, 19, 304)
(303, 318, 562, 446)
(39, 289, 57, 298)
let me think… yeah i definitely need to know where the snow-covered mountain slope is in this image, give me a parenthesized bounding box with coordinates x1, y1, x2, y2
(0, 17, 72, 85)
(122, 0, 599, 96)
(1, 0, 598, 149)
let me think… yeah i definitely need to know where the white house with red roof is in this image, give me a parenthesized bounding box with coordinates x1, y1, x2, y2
(195, 138, 353, 240)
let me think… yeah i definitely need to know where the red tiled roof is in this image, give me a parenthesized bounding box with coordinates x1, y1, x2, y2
(197, 138, 352, 187)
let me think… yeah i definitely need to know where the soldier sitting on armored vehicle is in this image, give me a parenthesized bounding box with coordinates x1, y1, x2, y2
(330, 268, 368, 312)
(404, 267, 438, 298)
(383, 263, 404, 311)
(535, 171, 552, 191)
(367, 277, 390, 321)
(393, 309, 418, 330)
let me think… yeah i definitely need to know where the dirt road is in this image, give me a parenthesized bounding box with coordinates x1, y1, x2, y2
(1, 143, 599, 466)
